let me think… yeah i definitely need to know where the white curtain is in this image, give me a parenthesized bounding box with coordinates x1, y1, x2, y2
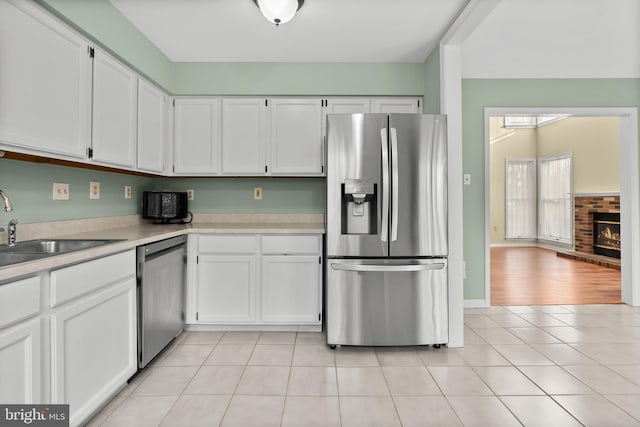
(538, 154, 573, 244)
(506, 159, 537, 239)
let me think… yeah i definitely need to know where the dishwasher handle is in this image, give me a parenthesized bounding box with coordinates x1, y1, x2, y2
(143, 244, 185, 262)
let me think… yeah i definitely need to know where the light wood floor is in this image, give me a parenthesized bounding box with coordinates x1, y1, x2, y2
(490, 247, 621, 305)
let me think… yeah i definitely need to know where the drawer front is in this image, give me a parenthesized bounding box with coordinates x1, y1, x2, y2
(0, 276, 41, 328)
(198, 235, 257, 254)
(50, 250, 135, 307)
(261, 235, 321, 254)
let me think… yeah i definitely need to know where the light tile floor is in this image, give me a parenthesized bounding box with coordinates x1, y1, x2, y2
(87, 304, 640, 426)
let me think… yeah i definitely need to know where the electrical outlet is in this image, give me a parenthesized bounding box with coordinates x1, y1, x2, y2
(186, 189, 194, 200)
(90, 181, 100, 199)
(463, 174, 471, 185)
(124, 185, 132, 199)
(53, 182, 70, 201)
(254, 187, 262, 200)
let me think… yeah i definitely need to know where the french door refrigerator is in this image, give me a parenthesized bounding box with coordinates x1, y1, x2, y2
(326, 113, 448, 347)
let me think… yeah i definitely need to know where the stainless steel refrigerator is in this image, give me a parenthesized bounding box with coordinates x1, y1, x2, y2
(326, 113, 448, 347)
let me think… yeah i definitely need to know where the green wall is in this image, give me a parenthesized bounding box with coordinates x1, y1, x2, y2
(37, 0, 173, 90)
(154, 178, 325, 214)
(422, 46, 441, 114)
(462, 78, 640, 300)
(172, 62, 424, 96)
(0, 158, 154, 224)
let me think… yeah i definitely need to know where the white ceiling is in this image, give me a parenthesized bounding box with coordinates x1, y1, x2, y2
(109, 0, 469, 63)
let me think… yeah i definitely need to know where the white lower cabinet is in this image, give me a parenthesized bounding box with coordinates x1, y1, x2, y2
(0, 317, 42, 404)
(0, 250, 136, 426)
(191, 234, 322, 328)
(197, 255, 257, 323)
(261, 255, 320, 323)
(50, 250, 137, 426)
(0, 275, 43, 404)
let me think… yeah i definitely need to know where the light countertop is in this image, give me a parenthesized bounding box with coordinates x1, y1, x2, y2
(0, 219, 324, 283)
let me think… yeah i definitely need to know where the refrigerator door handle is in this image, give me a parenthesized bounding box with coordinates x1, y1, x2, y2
(330, 262, 446, 272)
(390, 127, 399, 242)
(380, 128, 390, 242)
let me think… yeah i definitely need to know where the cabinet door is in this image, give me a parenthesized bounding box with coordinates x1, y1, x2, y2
(0, 318, 41, 404)
(261, 255, 321, 323)
(269, 98, 323, 175)
(50, 280, 136, 426)
(325, 98, 371, 114)
(221, 97, 267, 175)
(0, 0, 91, 159)
(371, 97, 421, 113)
(174, 98, 221, 174)
(91, 49, 138, 168)
(197, 255, 256, 323)
(137, 79, 166, 173)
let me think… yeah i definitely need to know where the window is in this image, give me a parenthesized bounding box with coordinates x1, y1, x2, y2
(538, 154, 573, 244)
(505, 159, 537, 239)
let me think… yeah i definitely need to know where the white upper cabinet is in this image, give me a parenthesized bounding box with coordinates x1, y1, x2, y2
(219, 97, 324, 176)
(137, 79, 166, 174)
(0, 0, 91, 160)
(371, 97, 421, 113)
(269, 97, 324, 175)
(221, 97, 267, 175)
(91, 49, 138, 168)
(174, 98, 221, 175)
(325, 98, 372, 115)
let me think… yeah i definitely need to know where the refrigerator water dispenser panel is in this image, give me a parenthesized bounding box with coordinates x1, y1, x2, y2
(341, 179, 377, 235)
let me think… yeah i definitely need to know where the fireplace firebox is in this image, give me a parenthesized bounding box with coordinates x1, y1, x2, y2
(592, 212, 620, 259)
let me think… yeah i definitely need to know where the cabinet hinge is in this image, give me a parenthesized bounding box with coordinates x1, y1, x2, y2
(318, 313, 321, 321)
(87, 147, 93, 158)
(196, 312, 199, 321)
(417, 99, 421, 108)
(88, 46, 95, 58)
(173, 165, 175, 173)
(196, 255, 199, 264)
(173, 99, 175, 107)
(265, 165, 268, 173)
(319, 256, 322, 264)
(265, 99, 268, 107)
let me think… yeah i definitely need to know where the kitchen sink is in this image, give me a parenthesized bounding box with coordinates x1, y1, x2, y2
(0, 239, 124, 267)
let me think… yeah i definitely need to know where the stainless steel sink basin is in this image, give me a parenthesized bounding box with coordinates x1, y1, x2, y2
(0, 252, 50, 266)
(0, 239, 124, 267)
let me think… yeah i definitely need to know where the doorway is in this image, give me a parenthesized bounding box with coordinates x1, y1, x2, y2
(484, 108, 639, 307)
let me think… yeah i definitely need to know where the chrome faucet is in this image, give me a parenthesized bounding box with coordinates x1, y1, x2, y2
(8, 219, 17, 247)
(0, 189, 12, 212)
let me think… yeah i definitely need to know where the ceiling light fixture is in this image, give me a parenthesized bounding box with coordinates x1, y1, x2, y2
(253, 0, 304, 27)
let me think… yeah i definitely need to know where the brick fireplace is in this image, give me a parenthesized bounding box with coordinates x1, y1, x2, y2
(574, 196, 620, 254)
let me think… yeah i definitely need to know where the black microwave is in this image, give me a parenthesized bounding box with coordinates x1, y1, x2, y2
(142, 191, 188, 222)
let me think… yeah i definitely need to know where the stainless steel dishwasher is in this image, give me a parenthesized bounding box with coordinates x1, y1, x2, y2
(136, 235, 187, 369)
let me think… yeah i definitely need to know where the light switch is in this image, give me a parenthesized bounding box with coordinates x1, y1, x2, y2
(463, 174, 471, 185)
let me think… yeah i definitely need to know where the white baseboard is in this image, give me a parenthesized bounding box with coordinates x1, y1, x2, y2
(490, 242, 536, 248)
(464, 299, 489, 308)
